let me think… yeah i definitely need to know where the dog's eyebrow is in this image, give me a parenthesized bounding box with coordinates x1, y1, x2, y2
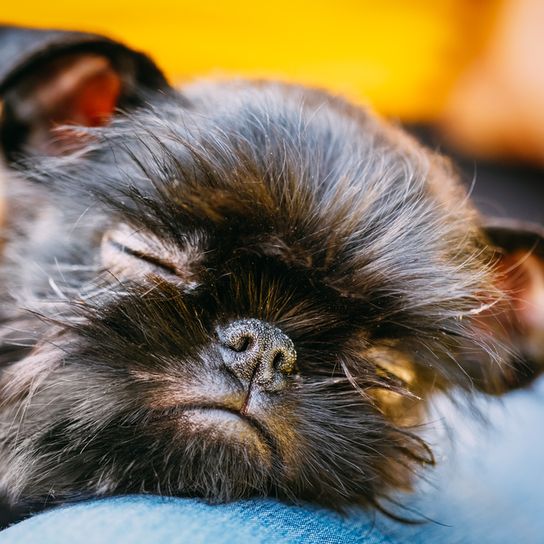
(255, 237, 315, 268)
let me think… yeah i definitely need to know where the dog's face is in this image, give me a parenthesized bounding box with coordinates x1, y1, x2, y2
(0, 27, 540, 513)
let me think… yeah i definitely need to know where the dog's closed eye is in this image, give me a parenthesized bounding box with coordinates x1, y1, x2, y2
(101, 223, 201, 287)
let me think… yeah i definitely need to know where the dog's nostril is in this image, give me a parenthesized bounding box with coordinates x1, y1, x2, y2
(272, 348, 297, 375)
(230, 334, 253, 353)
(272, 350, 285, 371)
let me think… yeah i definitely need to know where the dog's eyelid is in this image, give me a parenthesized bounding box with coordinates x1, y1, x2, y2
(106, 237, 180, 276)
(101, 224, 203, 287)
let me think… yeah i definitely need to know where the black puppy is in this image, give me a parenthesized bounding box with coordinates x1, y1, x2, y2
(0, 25, 542, 521)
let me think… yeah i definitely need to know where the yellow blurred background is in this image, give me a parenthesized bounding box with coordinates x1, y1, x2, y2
(2, 1, 501, 121)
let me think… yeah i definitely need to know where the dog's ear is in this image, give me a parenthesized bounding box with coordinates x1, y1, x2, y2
(481, 218, 544, 389)
(0, 25, 169, 158)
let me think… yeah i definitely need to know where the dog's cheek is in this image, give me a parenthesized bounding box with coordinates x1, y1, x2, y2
(0, 356, 141, 503)
(0, 340, 65, 405)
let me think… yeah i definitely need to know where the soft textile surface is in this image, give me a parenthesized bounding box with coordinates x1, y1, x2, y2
(1, 378, 543, 544)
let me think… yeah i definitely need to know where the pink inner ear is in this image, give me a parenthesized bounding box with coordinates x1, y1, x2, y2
(499, 251, 544, 362)
(22, 53, 122, 153)
(502, 251, 544, 332)
(65, 60, 121, 127)
(36, 54, 121, 125)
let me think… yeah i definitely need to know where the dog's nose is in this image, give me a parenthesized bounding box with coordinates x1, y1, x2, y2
(217, 319, 297, 392)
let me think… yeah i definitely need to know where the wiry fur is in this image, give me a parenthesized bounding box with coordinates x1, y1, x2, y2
(0, 81, 508, 516)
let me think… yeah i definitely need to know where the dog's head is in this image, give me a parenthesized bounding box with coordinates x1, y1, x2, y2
(0, 26, 542, 512)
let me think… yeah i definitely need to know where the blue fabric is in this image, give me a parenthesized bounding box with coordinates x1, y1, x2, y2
(0, 497, 393, 544)
(2, 379, 543, 544)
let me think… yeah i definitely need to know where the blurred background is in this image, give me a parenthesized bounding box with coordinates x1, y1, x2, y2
(0, 0, 502, 120)
(3, 0, 544, 218)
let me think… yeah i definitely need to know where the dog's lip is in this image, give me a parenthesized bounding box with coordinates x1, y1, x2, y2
(152, 402, 280, 460)
(182, 404, 266, 433)
(166, 403, 276, 446)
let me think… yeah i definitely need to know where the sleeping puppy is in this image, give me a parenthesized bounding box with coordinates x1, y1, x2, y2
(0, 25, 542, 521)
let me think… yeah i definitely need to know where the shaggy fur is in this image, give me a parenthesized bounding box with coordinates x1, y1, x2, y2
(0, 79, 514, 518)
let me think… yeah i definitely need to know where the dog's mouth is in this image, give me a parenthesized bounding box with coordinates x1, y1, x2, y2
(183, 404, 263, 432)
(155, 403, 278, 456)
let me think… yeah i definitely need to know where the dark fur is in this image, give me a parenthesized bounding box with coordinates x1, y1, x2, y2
(0, 80, 509, 517)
